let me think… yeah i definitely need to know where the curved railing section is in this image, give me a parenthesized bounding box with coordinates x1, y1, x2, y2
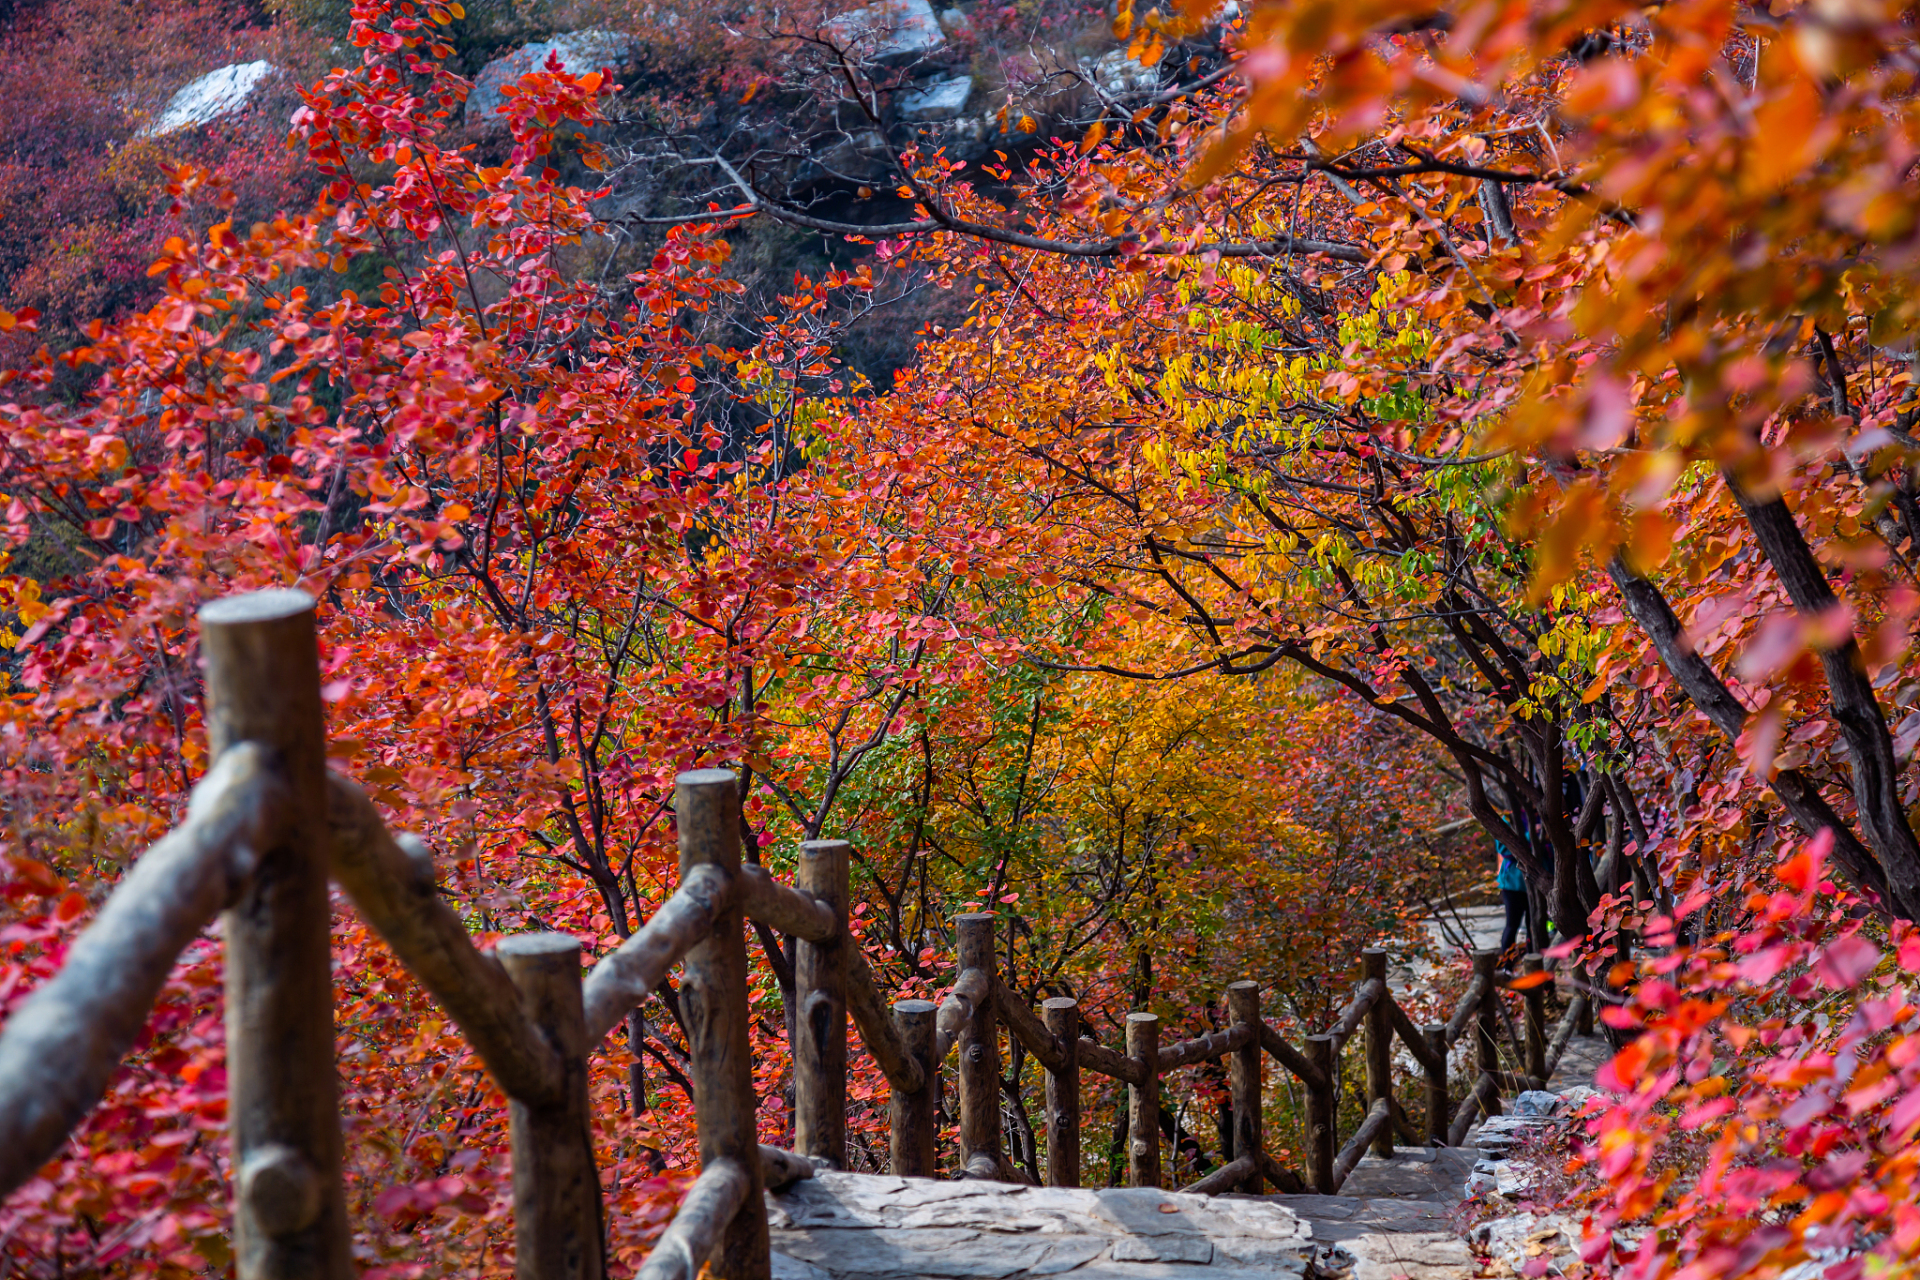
(0, 588, 1605, 1280)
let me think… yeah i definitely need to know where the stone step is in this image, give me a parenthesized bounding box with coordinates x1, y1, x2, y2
(769, 1171, 1314, 1280)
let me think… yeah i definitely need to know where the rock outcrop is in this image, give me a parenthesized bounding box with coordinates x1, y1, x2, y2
(468, 31, 635, 128)
(145, 61, 278, 137)
(820, 0, 947, 64)
(898, 75, 973, 121)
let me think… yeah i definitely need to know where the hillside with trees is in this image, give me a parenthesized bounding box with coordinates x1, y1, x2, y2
(3, 0, 1919, 1274)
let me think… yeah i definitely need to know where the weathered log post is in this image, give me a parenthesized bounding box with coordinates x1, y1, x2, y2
(1125, 1012, 1160, 1188)
(955, 912, 1005, 1178)
(498, 934, 605, 1280)
(794, 840, 850, 1167)
(1473, 948, 1502, 1117)
(1423, 1024, 1449, 1145)
(890, 999, 938, 1176)
(1361, 949, 1393, 1158)
(1521, 953, 1547, 1082)
(1305, 1033, 1336, 1193)
(676, 770, 769, 1280)
(200, 589, 352, 1280)
(1043, 997, 1081, 1188)
(1226, 982, 1262, 1193)
(1576, 961, 1596, 1036)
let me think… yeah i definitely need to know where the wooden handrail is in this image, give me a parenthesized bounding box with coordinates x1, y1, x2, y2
(758, 1145, 817, 1191)
(843, 945, 926, 1094)
(994, 976, 1069, 1073)
(581, 864, 733, 1043)
(1157, 1022, 1253, 1072)
(1077, 1033, 1148, 1086)
(1445, 973, 1491, 1045)
(735, 864, 835, 942)
(1258, 1020, 1329, 1092)
(1180, 1154, 1256, 1195)
(1385, 996, 1445, 1077)
(1331, 1098, 1392, 1190)
(634, 1158, 751, 1280)
(328, 774, 565, 1106)
(1546, 993, 1589, 1076)
(0, 744, 284, 1200)
(8, 588, 1653, 1280)
(1447, 1072, 1499, 1146)
(1327, 976, 1386, 1041)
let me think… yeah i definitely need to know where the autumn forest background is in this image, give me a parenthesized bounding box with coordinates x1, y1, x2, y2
(4, 0, 1920, 1273)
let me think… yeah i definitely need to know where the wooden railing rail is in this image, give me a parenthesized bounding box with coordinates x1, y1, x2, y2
(0, 743, 284, 1197)
(0, 587, 1622, 1280)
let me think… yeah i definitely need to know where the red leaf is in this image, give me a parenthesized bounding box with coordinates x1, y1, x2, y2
(1814, 934, 1881, 990)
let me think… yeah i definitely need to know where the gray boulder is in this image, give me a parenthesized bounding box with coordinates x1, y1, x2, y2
(145, 61, 278, 137)
(821, 0, 946, 63)
(899, 75, 972, 120)
(1085, 48, 1159, 95)
(468, 30, 633, 128)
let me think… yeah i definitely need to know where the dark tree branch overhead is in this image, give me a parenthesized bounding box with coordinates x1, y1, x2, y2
(1608, 553, 1898, 915)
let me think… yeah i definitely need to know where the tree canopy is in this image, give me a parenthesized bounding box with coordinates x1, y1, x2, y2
(5, 0, 1920, 1273)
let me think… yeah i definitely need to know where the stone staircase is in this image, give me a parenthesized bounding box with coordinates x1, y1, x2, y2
(764, 1033, 1613, 1280)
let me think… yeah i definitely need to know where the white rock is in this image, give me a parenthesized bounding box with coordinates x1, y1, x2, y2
(1086, 48, 1158, 94)
(899, 74, 972, 120)
(1513, 1089, 1563, 1117)
(1494, 1162, 1534, 1197)
(468, 30, 633, 127)
(145, 61, 277, 137)
(1470, 1212, 1582, 1274)
(937, 6, 973, 33)
(822, 0, 946, 62)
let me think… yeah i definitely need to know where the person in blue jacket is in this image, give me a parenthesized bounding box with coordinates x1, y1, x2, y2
(1497, 841, 1533, 955)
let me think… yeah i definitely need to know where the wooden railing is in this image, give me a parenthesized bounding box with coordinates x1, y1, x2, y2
(0, 589, 1598, 1280)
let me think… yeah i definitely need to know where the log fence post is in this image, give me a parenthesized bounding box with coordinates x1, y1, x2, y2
(1125, 1012, 1160, 1188)
(1226, 982, 1262, 1193)
(1361, 949, 1393, 1158)
(1043, 997, 1080, 1188)
(676, 770, 769, 1280)
(794, 840, 849, 1167)
(955, 913, 1004, 1178)
(1423, 1024, 1448, 1145)
(200, 589, 353, 1280)
(1473, 948, 1502, 1117)
(1521, 953, 1547, 1082)
(498, 934, 604, 1280)
(1305, 1033, 1335, 1193)
(1576, 961, 1596, 1036)
(889, 999, 938, 1177)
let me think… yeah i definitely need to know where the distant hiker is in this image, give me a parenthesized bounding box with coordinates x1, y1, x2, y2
(1497, 842, 1533, 955)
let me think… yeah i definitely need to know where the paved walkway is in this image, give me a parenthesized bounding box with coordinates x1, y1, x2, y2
(761, 903, 1616, 1280)
(768, 1175, 1316, 1279)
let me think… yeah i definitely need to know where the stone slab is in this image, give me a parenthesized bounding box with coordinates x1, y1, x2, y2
(767, 1172, 1313, 1280)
